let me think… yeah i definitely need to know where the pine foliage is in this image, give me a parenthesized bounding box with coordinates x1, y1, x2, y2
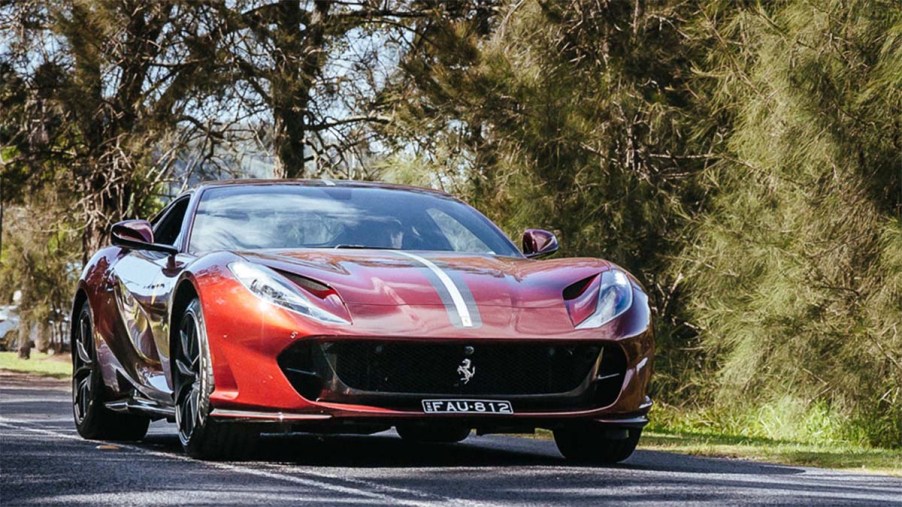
(388, 0, 902, 447)
(682, 0, 902, 446)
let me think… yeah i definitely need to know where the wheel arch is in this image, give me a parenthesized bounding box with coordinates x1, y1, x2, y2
(70, 286, 90, 351)
(169, 278, 200, 366)
(167, 252, 248, 400)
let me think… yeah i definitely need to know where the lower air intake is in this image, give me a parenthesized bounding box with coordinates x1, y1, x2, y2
(279, 339, 628, 406)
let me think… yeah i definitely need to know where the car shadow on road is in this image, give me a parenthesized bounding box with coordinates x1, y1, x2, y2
(132, 431, 902, 505)
(140, 430, 805, 476)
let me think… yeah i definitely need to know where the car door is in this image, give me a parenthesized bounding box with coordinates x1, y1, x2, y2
(110, 196, 192, 403)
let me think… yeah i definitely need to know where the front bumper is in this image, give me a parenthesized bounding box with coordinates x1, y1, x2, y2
(209, 397, 653, 429)
(197, 279, 655, 428)
(204, 332, 654, 428)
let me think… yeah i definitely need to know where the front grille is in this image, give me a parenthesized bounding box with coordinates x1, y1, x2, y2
(327, 341, 600, 395)
(278, 339, 628, 410)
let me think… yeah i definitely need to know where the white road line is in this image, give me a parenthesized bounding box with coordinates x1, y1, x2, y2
(395, 251, 473, 327)
(0, 417, 471, 506)
(251, 462, 481, 505)
(0, 397, 73, 403)
(0, 417, 72, 423)
(0, 385, 69, 392)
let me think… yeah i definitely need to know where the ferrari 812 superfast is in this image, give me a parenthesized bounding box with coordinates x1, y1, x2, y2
(71, 180, 653, 461)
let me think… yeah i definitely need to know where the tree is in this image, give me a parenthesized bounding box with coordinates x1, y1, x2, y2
(678, 0, 902, 446)
(1, 0, 230, 255)
(210, 0, 497, 178)
(0, 193, 80, 358)
(382, 0, 707, 395)
(385, 0, 902, 447)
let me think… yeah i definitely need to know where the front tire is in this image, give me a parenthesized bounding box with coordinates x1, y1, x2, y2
(174, 299, 258, 460)
(553, 425, 641, 464)
(72, 303, 149, 441)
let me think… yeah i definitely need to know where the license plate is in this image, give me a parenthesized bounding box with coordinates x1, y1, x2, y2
(421, 399, 513, 414)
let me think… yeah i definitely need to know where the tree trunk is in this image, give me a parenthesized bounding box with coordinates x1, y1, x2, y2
(16, 322, 32, 360)
(272, 94, 309, 179)
(271, 1, 330, 179)
(35, 320, 50, 353)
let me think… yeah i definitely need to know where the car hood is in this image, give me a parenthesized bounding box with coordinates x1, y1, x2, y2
(238, 249, 613, 309)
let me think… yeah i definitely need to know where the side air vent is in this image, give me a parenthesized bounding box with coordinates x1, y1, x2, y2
(276, 340, 325, 401)
(593, 344, 628, 406)
(563, 275, 598, 300)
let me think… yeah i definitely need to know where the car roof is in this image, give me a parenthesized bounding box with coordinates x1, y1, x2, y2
(191, 179, 453, 198)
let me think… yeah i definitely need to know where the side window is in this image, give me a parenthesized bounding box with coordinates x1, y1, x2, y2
(426, 208, 491, 253)
(152, 198, 190, 246)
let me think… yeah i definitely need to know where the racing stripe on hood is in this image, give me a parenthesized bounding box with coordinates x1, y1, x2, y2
(395, 251, 481, 328)
(444, 269, 483, 328)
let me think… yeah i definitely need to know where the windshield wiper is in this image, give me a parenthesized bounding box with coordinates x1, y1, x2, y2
(333, 244, 398, 250)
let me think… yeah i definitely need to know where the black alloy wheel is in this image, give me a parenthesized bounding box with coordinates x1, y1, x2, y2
(174, 298, 258, 460)
(72, 303, 149, 440)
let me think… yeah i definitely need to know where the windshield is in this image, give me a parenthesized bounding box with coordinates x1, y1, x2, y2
(189, 185, 522, 257)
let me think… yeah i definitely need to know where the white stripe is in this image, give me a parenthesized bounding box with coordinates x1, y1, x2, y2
(321, 178, 336, 186)
(396, 251, 473, 327)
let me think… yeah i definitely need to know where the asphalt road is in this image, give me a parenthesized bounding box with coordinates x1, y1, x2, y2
(2, 373, 900, 506)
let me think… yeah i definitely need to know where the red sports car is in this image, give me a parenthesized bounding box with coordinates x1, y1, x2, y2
(71, 180, 653, 461)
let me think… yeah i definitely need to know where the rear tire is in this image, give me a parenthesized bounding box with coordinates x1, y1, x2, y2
(72, 303, 150, 441)
(553, 425, 641, 464)
(174, 298, 258, 460)
(396, 424, 470, 443)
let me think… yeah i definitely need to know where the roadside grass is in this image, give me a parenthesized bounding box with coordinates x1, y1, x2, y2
(639, 428, 902, 477)
(0, 351, 71, 379)
(533, 426, 901, 477)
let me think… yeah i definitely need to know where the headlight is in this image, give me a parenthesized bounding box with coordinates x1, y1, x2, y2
(229, 261, 349, 325)
(574, 269, 633, 329)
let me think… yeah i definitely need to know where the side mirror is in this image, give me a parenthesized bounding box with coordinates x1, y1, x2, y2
(522, 229, 559, 258)
(111, 220, 178, 255)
